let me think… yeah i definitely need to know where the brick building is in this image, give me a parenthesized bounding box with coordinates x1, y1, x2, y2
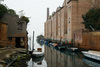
(44, 0, 100, 42)
(0, 21, 8, 47)
(0, 13, 27, 48)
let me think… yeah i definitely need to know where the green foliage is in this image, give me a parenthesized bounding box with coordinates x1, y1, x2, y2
(36, 35, 44, 45)
(82, 8, 100, 30)
(0, 4, 30, 24)
(0, 4, 7, 19)
(20, 16, 29, 24)
(7, 9, 16, 15)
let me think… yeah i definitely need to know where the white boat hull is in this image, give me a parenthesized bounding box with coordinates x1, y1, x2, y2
(82, 51, 100, 61)
(68, 47, 78, 51)
(32, 56, 44, 62)
(32, 52, 44, 57)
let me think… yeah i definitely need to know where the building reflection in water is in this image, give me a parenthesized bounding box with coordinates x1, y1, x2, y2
(27, 44, 100, 67)
(45, 45, 100, 67)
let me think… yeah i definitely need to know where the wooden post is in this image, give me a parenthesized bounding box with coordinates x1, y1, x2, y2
(33, 31, 34, 50)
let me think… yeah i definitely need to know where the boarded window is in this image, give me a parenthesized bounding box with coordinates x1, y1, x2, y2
(17, 22, 23, 30)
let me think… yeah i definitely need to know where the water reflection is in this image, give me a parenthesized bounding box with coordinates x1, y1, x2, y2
(27, 42, 46, 67)
(27, 57, 47, 67)
(83, 57, 100, 67)
(27, 42, 100, 67)
(45, 45, 100, 67)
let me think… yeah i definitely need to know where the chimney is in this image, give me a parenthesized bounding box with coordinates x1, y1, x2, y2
(47, 8, 49, 20)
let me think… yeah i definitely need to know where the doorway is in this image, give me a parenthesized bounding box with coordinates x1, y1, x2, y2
(16, 37, 21, 48)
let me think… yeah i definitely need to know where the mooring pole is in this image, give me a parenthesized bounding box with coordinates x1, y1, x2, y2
(33, 31, 34, 50)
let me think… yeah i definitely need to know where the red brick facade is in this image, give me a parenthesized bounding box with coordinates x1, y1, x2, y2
(0, 13, 27, 48)
(74, 31, 100, 51)
(44, 0, 100, 51)
(0, 22, 27, 48)
(0, 23, 8, 47)
(44, 0, 100, 42)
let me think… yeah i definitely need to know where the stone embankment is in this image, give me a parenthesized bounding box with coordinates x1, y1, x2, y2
(0, 48, 27, 67)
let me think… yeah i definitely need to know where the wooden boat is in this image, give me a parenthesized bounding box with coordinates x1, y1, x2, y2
(82, 50, 100, 61)
(32, 48, 44, 57)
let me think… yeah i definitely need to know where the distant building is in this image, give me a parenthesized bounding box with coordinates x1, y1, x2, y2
(0, 13, 27, 48)
(44, 0, 100, 42)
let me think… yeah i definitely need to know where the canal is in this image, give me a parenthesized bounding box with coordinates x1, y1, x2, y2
(27, 43, 100, 67)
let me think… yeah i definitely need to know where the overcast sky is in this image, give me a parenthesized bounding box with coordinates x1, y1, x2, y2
(2, 0, 64, 42)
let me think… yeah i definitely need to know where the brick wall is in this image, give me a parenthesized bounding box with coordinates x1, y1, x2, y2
(75, 31, 100, 50)
(57, 10, 61, 39)
(0, 13, 27, 48)
(61, 8, 64, 39)
(0, 23, 8, 47)
(44, 0, 100, 42)
(7, 38, 16, 47)
(64, 6, 67, 40)
(51, 17, 54, 39)
(0, 23, 7, 41)
(44, 22, 46, 38)
(74, 30, 82, 44)
(7, 37, 27, 48)
(44, 22, 47, 38)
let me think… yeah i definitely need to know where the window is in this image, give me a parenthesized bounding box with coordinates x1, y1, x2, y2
(58, 32, 60, 35)
(62, 30, 63, 35)
(17, 22, 23, 30)
(62, 22, 63, 25)
(69, 17, 70, 23)
(8, 37, 12, 41)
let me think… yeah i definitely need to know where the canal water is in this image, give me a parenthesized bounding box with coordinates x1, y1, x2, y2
(27, 43, 100, 67)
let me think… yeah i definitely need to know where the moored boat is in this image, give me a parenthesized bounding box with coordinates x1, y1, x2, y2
(82, 50, 100, 61)
(58, 45, 66, 50)
(32, 56, 44, 63)
(30, 31, 44, 57)
(32, 51, 44, 57)
(32, 48, 44, 57)
(68, 47, 78, 52)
